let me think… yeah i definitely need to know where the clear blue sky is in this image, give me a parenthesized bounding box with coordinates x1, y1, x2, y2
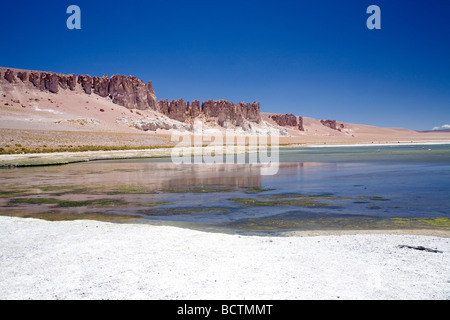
(1, 0, 449, 130)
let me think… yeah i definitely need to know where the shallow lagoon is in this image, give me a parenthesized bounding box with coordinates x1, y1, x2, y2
(1, 144, 449, 233)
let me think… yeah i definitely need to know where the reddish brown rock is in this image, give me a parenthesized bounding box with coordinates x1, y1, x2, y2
(57, 74, 68, 89)
(29, 72, 40, 87)
(108, 74, 157, 110)
(158, 99, 261, 127)
(269, 114, 304, 131)
(146, 81, 158, 111)
(67, 74, 77, 91)
(201, 100, 261, 128)
(48, 73, 60, 93)
(269, 114, 298, 127)
(320, 120, 344, 131)
(77, 75, 93, 94)
(0, 67, 265, 130)
(109, 74, 133, 108)
(158, 99, 188, 122)
(298, 116, 304, 131)
(133, 77, 152, 110)
(57, 73, 77, 90)
(320, 120, 338, 130)
(4, 69, 15, 83)
(158, 99, 169, 115)
(38, 72, 59, 93)
(93, 75, 109, 97)
(188, 100, 201, 118)
(1, 68, 157, 110)
(169, 99, 189, 122)
(17, 71, 28, 82)
(240, 101, 261, 123)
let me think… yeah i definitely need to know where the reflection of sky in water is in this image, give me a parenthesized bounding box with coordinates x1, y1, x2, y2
(1, 144, 450, 230)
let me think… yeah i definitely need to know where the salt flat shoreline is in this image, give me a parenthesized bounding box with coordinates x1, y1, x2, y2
(1, 140, 449, 167)
(0, 216, 448, 300)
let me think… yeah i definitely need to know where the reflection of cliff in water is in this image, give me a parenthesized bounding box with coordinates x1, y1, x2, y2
(65, 162, 323, 191)
(6, 161, 267, 191)
(1, 161, 328, 193)
(129, 163, 265, 191)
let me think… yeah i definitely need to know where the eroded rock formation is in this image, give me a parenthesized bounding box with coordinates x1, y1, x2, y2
(201, 100, 261, 128)
(17, 71, 28, 82)
(54, 73, 77, 91)
(93, 75, 109, 97)
(158, 99, 262, 128)
(77, 75, 93, 94)
(40, 73, 59, 93)
(108, 74, 157, 110)
(320, 120, 344, 131)
(0, 69, 159, 111)
(0, 67, 264, 131)
(269, 114, 304, 131)
(4, 69, 15, 83)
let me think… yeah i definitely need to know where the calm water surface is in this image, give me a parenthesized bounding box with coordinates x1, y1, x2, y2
(1, 144, 449, 233)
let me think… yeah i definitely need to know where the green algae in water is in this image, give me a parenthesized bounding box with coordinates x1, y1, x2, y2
(262, 193, 351, 201)
(161, 186, 238, 193)
(390, 217, 450, 228)
(0, 189, 34, 198)
(140, 201, 173, 206)
(243, 187, 276, 194)
(38, 184, 158, 196)
(10, 197, 129, 208)
(226, 215, 380, 231)
(0, 157, 87, 168)
(229, 197, 335, 208)
(140, 206, 232, 216)
(0, 209, 141, 223)
(369, 196, 390, 201)
(228, 192, 353, 208)
(39, 185, 92, 195)
(225, 215, 450, 232)
(106, 185, 157, 195)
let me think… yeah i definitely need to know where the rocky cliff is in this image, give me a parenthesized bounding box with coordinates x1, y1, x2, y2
(1, 68, 158, 112)
(1, 68, 265, 130)
(158, 99, 261, 129)
(158, 99, 202, 122)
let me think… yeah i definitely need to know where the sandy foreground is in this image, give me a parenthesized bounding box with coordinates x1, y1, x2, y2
(0, 216, 448, 300)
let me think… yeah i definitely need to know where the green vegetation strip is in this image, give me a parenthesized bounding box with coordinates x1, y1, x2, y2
(229, 197, 335, 208)
(0, 210, 141, 223)
(228, 193, 353, 208)
(9, 197, 129, 207)
(226, 216, 450, 231)
(0, 157, 88, 168)
(0, 144, 173, 155)
(139, 207, 232, 216)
